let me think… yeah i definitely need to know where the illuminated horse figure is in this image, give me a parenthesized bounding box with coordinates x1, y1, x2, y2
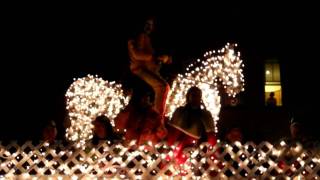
(65, 43, 244, 148)
(166, 43, 245, 133)
(65, 76, 129, 148)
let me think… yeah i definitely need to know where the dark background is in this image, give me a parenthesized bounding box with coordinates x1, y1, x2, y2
(2, 4, 319, 141)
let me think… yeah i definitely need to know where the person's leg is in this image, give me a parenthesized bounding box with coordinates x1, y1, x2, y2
(155, 84, 170, 121)
(132, 68, 170, 120)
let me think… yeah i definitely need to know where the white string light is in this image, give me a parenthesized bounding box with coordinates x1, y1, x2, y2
(165, 43, 245, 133)
(1, 141, 319, 178)
(65, 43, 244, 146)
(65, 75, 130, 148)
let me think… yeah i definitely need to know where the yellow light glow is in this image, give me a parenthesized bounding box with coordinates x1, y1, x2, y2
(265, 85, 281, 92)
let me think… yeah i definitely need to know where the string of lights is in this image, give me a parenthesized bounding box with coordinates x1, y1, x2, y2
(65, 43, 244, 147)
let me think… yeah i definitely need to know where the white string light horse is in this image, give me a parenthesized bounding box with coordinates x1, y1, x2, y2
(166, 43, 245, 133)
(65, 43, 244, 148)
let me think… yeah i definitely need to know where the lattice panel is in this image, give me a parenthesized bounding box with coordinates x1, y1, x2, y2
(1, 141, 319, 179)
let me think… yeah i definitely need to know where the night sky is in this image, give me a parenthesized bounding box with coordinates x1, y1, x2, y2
(2, 4, 319, 140)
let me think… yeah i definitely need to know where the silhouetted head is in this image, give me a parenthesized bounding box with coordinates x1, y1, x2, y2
(42, 120, 57, 142)
(225, 127, 243, 143)
(144, 16, 155, 34)
(290, 122, 303, 139)
(93, 116, 113, 139)
(186, 86, 202, 107)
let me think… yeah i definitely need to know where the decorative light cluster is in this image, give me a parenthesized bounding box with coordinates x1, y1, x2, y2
(65, 74, 129, 148)
(65, 43, 244, 146)
(205, 43, 245, 96)
(165, 43, 245, 133)
(1, 141, 319, 179)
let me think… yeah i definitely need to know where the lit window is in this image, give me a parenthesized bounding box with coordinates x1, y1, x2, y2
(265, 60, 282, 106)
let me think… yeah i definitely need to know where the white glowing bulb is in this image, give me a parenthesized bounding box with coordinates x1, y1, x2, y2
(120, 174, 126, 178)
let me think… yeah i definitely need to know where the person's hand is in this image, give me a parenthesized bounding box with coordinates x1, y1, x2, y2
(157, 55, 172, 64)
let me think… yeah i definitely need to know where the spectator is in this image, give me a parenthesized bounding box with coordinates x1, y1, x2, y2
(42, 120, 57, 143)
